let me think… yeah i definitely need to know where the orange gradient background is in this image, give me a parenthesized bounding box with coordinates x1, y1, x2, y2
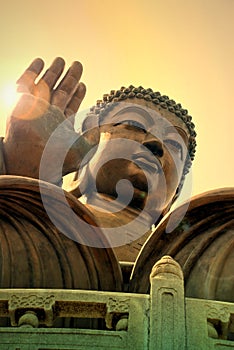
(0, 0, 233, 199)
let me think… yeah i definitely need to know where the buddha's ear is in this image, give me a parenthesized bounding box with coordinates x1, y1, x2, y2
(161, 186, 181, 216)
(161, 202, 173, 217)
(81, 113, 100, 146)
(63, 171, 82, 197)
(63, 165, 90, 199)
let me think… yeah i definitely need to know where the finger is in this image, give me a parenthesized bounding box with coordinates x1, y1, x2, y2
(51, 61, 83, 110)
(16, 58, 44, 93)
(65, 82, 86, 118)
(39, 57, 65, 90)
(33, 57, 65, 101)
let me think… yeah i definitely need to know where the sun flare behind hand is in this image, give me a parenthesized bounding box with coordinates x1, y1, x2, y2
(0, 82, 20, 111)
(0, 82, 21, 134)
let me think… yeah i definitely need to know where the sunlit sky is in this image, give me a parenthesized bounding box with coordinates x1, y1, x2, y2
(0, 0, 233, 199)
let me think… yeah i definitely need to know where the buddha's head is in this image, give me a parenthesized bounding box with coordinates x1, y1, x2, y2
(79, 85, 196, 221)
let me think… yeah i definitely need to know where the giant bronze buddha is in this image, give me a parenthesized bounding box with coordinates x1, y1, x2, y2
(0, 57, 233, 319)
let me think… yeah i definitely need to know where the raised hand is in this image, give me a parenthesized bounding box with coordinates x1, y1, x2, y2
(3, 57, 93, 184)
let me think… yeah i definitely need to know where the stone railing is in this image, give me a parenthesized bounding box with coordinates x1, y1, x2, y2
(0, 256, 233, 350)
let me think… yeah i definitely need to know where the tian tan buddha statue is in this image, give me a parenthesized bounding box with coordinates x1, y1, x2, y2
(0, 57, 233, 310)
(65, 81, 196, 262)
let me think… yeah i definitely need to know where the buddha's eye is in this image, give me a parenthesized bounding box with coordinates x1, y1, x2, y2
(164, 139, 183, 160)
(113, 120, 147, 132)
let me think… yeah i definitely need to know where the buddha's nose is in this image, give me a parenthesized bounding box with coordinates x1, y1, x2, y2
(142, 138, 164, 158)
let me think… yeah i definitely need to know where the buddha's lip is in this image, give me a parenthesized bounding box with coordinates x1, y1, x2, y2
(132, 153, 161, 174)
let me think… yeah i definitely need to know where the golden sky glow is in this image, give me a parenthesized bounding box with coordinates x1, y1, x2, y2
(0, 0, 233, 199)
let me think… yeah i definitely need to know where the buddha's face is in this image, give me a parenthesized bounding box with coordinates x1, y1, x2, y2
(85, 99, 189, 219)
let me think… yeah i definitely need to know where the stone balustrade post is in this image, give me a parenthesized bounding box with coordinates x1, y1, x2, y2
(149, 255, 186, 350)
